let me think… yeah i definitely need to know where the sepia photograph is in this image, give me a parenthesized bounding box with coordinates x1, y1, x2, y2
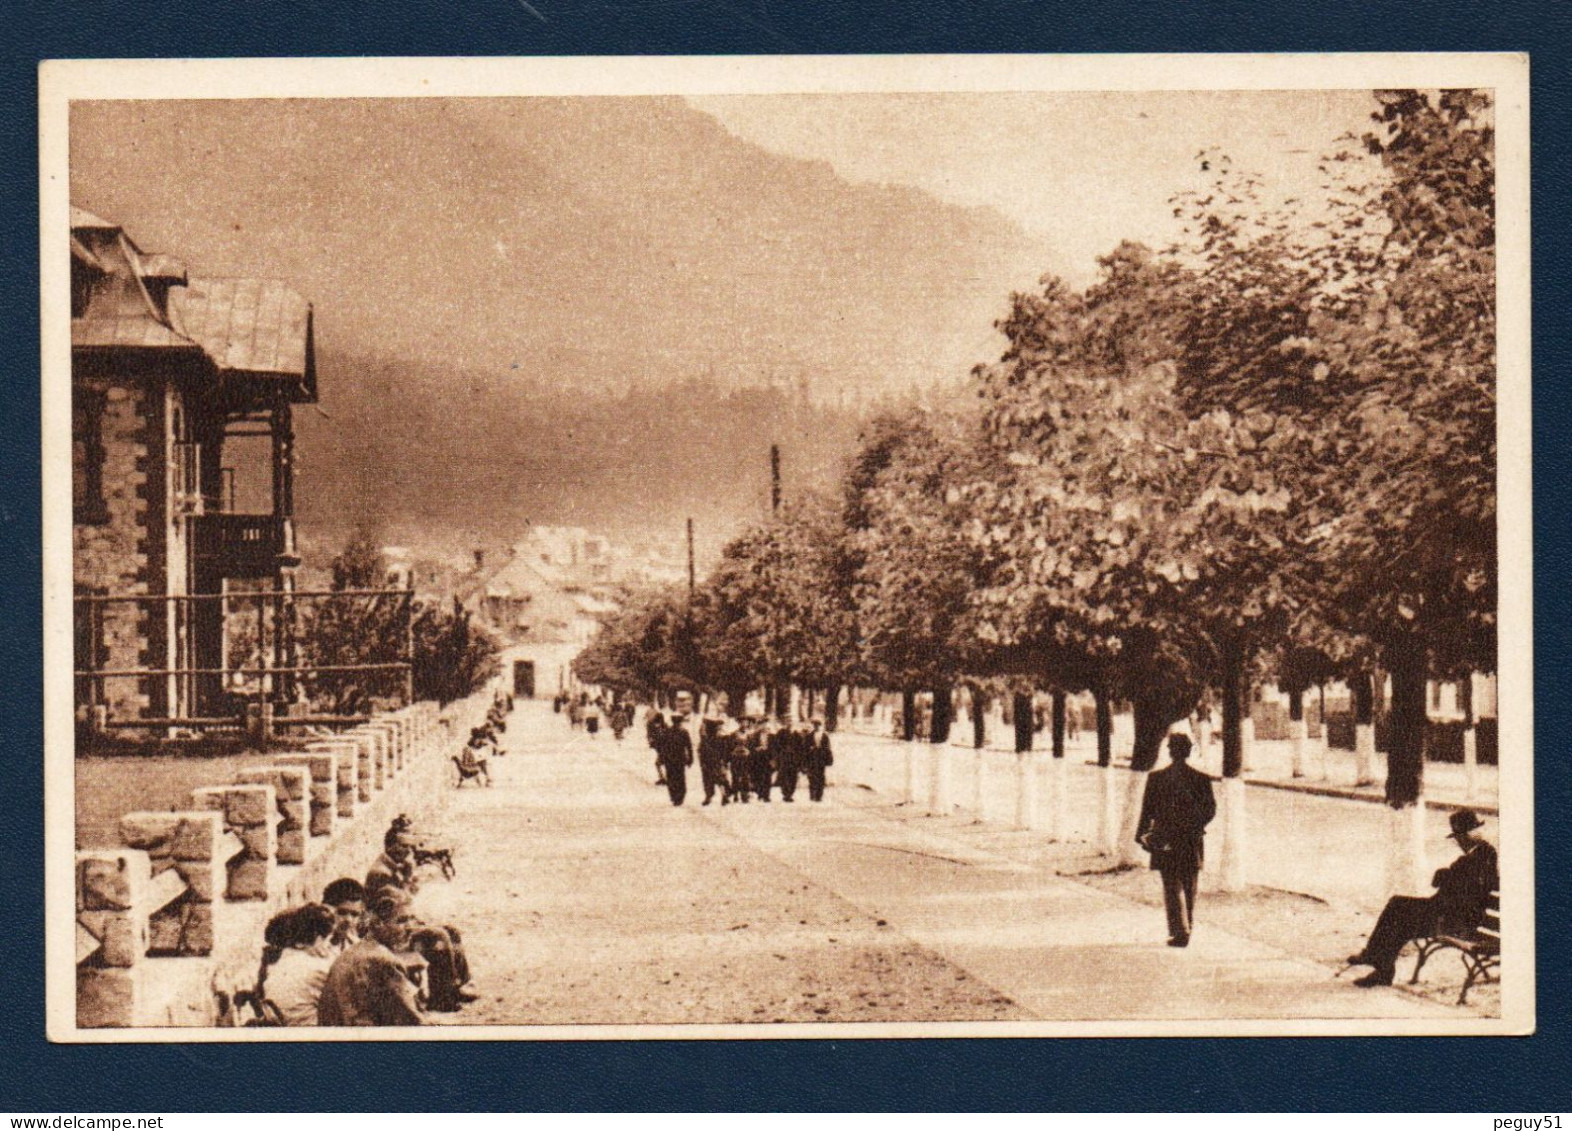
(41, 54, 1532, 1040)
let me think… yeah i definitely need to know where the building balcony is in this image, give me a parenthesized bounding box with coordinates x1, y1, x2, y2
(192, 513, 298, 579)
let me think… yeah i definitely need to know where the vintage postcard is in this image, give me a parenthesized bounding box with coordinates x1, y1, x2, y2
(41, 53, 1532, 1040)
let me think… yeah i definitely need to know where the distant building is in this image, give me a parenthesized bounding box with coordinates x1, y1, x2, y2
(71, 207, 317, 730)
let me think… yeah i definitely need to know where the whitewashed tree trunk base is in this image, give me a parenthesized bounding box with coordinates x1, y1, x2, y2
(1355, 723, 1376, 786)
(902, 742, 915, 805)
(928, 743, 950, 816)
(1046, 755, 1067, 841)
(1463, 727, 1479, 801)
(1116, 768, 1149, 867)
(1210, 776, 1247, 893)
(1386, 799, 1431, 898)
(971, 746, 986, 822)
(1013, 753, 1038, 830)
(1095, 769, 1118, 855)
(1241, 717, 1256, 774)
(1289, 719, 1307, 778)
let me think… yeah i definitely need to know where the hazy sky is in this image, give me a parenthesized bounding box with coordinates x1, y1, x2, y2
(688, 89, 1379, 284)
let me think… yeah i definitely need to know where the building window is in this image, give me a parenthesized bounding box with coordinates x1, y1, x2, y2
(73, 389, 109, 525)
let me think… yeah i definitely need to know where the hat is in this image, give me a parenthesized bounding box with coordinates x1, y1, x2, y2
(1448, 809, 1485, 839)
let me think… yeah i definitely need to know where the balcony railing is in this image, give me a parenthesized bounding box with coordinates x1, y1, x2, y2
(192, 513, 296, 578)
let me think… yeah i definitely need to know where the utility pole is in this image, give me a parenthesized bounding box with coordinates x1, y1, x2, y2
(770, 443, 782, 513)
(686, 517, 696, 604)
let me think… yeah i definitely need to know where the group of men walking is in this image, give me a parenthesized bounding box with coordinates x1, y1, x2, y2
(645, 706, 833, 808)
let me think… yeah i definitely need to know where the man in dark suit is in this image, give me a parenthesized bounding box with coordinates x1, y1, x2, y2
(775, 720, 805, 802)
(655, 710, 695, 806)
(803, 716, 834, 802)
(1136, 733, 1216, 948)
(750, 719, 779, 802)
(1346, 808, 1498, 987)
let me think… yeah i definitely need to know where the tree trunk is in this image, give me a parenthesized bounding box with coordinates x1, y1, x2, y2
(969, 684, 987, 749)
(1352, 669, 1376, 785)
(901, 689, 917, 742)
(931, 685, 953, 745)
(824, 682, 842, 732)
(1130, 695, 1168, 773)
(1094, 686, 1112, 767)
(1012, 692, 1033, 754)
(725, 683, 748, 718)
(1220, 646, 1244, 780)
(1384, 637, 1427, 808)
(1288, 687, 1306, 778)
(1051, 689, 1067, 759)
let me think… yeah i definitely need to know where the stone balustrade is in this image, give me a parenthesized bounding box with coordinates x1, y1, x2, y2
(74, 698, 464, 1029)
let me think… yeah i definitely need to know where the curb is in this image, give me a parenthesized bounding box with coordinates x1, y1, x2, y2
(1240, 776, 1498, 816)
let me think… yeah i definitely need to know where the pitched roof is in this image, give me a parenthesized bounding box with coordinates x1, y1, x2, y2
(169, 277, 313, 379)
(70, 223, 204, 353)
(70, 207, 316, 395)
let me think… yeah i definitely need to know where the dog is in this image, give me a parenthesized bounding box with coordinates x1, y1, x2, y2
(390, 814, 458, 880)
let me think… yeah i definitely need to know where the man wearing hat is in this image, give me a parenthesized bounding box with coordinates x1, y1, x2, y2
(698, 707, 732, 806)
(1346, 808, 1499, 987)
(1136, 732, 1216, 948)
(654, 707, 695, 806)
(802, 716, 834, 802)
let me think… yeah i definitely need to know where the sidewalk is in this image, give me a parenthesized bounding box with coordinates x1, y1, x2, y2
(409, 702, 1488, 1028)
(844, 716, 1499, 813)
(828, 727, 1501, 1016)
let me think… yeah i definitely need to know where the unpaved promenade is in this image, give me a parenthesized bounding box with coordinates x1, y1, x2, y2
(413, 703, 1458, 1027)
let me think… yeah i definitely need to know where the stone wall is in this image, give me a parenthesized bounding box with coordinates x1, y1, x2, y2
(74, 378, 159, 721)
(74, 695, 485, 1029)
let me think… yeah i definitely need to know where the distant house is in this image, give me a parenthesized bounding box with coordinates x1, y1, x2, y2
(71, 207, 317, 731)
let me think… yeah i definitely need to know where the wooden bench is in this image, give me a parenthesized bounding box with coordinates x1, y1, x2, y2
(1411, 890, 1500, 1005)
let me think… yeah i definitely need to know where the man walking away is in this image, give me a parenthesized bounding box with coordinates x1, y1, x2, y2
(804, 716, 834, 802)
(698, 712, 730, 806)
(646, 707, 668, 785)
(751, 719, 777, 803)
(1136, 733, 1216, 948)
(1345, 809, 1498, 987)
(727, 721, 755, 803)
(655, 710, 695, 806)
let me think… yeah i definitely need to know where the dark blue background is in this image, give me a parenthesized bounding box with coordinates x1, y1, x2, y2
(4, 0, 1568, 1112)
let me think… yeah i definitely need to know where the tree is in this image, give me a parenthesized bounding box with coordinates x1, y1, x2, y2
(850, 409, 993, 743)
(1302, 90, 1497, 811)
(411, 598, 501, 705)
(298, 528, 408, 714)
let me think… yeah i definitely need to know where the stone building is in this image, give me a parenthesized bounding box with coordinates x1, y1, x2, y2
(71, 207, 317, 732)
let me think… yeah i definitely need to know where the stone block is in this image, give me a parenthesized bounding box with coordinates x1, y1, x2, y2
(78, 967, 136, 1028)
(276, 828, 306, 865)
(148, 901, 213, 955)
(147, 907, 184, 954)
(80, 851, 148, 912)
(169, 813, 223, 862)
(237, 824, 274, 860)
(275, 752, 335, 783)
(306, 783, 335, 837)
(180, 903, 214, 953)
(77, 909, 143, 968)
(227, 856, 271, 901)
(119, 812, 179, 851)
(356, 743, 373, 802)
(235, 765, 307, 801)
(177, 859, 216, 903)
(192, 784, 275, 828)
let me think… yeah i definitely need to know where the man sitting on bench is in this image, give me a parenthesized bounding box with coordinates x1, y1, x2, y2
(1346, 808, 1498, 987)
